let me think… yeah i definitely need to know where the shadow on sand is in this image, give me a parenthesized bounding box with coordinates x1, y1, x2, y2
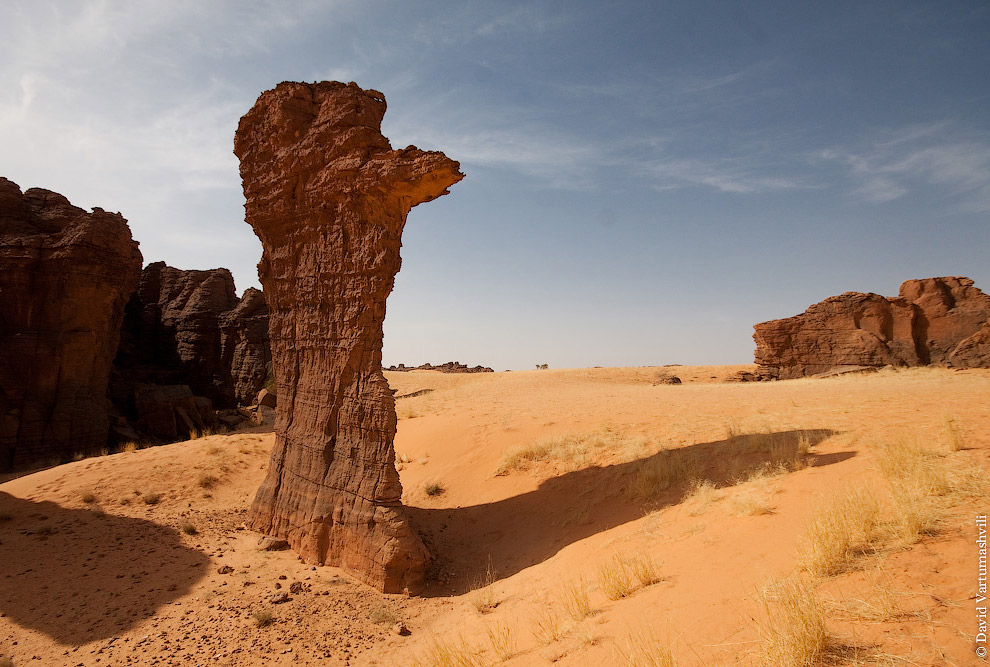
(0, 492, 209, 645)
(407, 429, 850, 594)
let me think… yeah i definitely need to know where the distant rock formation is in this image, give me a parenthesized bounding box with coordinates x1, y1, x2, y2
(754, 277, 990, 379)
(235, 81, 463, 592)
(0, 178, 142, 471)
(385, 361, 494, 373)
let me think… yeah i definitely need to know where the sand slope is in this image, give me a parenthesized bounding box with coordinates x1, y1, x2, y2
(1, 365, 987, 666)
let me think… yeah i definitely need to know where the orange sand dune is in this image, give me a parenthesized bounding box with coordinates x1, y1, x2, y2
(1, 365, 987, 666)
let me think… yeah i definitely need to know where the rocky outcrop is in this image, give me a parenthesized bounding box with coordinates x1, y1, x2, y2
(0, 178, 142, 471)
(219, 287, 272, 406)
(235, 81, 463, 592)
(116, 262, 239, 406)
(754, 277, 990, 379)
(385, 361, 494, 373)
(115, 265, 271, 412)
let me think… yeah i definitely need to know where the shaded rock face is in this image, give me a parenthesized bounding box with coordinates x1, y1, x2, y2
(116, 262, 239, 406)
(219, 287, 272, 406)
(754, 277, 990, 379)
(115, 264, 271, 413)
(235, 81, 463, 592)
(0, 178, 142, 471)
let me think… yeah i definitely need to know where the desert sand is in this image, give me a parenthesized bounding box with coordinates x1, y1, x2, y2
(1, 364, 987, 666)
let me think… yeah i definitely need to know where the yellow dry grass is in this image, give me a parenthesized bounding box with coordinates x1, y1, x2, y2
(758, 577, 829, 667)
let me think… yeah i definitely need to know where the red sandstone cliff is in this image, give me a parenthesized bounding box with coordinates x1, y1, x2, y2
(754, 277, 990, 379)
(235, 81, 463, 592)
(0, 178, 142, 471)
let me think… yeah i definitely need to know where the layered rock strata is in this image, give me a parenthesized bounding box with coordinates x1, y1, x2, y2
(219, 287, 272, 405)
(235, 81, 463, 592)
(754, 277, 990, 379)
(0, 178, 142, 471)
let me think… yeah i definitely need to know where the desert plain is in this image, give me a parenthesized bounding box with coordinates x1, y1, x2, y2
(1, 363, 987, 666)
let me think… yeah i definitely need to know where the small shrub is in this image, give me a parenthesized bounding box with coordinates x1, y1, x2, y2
(252, 608, 274, 627)
(369, 606, 398, 625)
(758, 577, 829, 667)
(198, 473, 219, 489)
(121, 441, 139, 453)
(180, 522, 198, 535)
(80, 490, 97, 504)
(142, 492, 162, 505)
(425, 481, 445, 497)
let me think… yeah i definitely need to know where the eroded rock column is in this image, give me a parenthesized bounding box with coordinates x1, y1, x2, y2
(234, 82, 463, 592)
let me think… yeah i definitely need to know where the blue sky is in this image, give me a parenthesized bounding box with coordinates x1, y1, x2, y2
(2, 1, 988, 370)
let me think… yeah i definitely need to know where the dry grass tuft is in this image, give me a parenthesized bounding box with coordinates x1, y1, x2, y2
(198, 473, 219, 489)
(494, 427, 631, 475)
(180, 522, 198, 535)
(251, 608, 274, 627)
(625, 449, 701, 501)
(80, 490, 97, 504)
(613, 629, 677, 666)
(121, 441, 139, 453)
(940, 413, 964, 452)
(598, 553, 662, 599)
(487, 622, 517, 662)
(557, 577, 593, 621)
(142, 491, 163, 505)
(369, 606, 398, 625)
(758, 577, 829, 667)
(684, 479, 722, 515)
(412, 637, 486, 667)
(798, 486, 885, 577)
(531, 606, 564, 645)
(424, 481, 446, 497)
(470, 559, 499, 613)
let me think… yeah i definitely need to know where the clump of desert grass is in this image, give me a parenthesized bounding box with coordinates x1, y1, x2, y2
(180, 521, 198, 535)
(80, 490, 97, 504)
(825, 563, 902, 622)
(758, 576, 830, 667)
(411, 636, 486, 667)
(557, 577, 593, 621)
(597, 553, 662, 600)
(369, 606, 398, 625)
(141, 491, 163, 505)
(494, 427, 631, 475)
(424, 481, 446, 497)
(198, 472, 219, 489)
(531, 606, 565, 645)
(613, 628, 677, 667)
(939, 413, 965, 452)
(251, 608, 274, 627)
(487, 622, 517, 662)
(470, 559, 499, 613)
(625, 448, 704, 501)
(798, 485, 886, 577)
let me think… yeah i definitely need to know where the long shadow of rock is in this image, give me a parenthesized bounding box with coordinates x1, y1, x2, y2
(0, 492, 209, 645)
(407, 429, 849, 594)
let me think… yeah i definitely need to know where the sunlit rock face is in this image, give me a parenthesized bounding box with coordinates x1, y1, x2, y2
(234, 81, 463, 592)
(0, 178, 142, 471)
(754, 277, 990, 379)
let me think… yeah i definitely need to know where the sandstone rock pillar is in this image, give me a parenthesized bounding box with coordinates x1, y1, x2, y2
(234, 82, 463, 592)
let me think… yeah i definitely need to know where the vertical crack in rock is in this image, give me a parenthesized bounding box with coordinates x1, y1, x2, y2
(234, 81, 463, 592)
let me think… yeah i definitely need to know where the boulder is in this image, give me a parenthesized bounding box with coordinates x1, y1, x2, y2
(0, 178, 142, 471)
(754, 277, 990, 379)
(235, 81, 463, 592)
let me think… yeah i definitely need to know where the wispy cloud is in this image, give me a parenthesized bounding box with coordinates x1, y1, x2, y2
(638, 156, 812, 194)
(818, 122, 990, 212)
